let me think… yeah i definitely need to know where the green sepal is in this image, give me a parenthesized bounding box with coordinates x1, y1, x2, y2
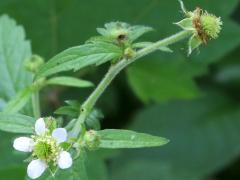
(188, 35, 202, 55)
(83, 130, 101, 151)
(60, 142, 72, 151)
(175, 18, 194, 31)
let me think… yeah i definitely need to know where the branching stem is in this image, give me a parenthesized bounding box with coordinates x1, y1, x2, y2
(71, 30, 192, 138)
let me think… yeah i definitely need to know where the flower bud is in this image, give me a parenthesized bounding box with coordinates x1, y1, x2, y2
(24, 55, 44, 73)
(83, 130, 100, 150)
(124, 47, 136, 59)
(176, 1, 223, 55)
(97, 22, 129, 43)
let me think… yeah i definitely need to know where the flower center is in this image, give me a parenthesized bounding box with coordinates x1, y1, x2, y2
(33, 134, 61, 163)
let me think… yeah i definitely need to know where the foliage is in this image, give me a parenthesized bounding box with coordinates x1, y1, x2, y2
(0, 0, 240, 180)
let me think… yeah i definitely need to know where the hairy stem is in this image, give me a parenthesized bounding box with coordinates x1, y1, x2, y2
(71, 30, 191, 138)
(32, 92, 41, 118)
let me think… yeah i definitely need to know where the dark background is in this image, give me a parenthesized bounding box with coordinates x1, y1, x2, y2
(0, 0, 240, 179)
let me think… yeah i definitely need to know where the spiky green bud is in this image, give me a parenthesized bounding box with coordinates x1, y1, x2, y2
(84, 130, 100, 150)
(200, 12, 222, 39)
(176, 1, 223, 55)
(33, 134, 61, 163)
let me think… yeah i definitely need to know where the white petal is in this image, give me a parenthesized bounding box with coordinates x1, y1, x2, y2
(35, 118, 46, 135)
(52, 128, 67, 143)
(57, 151, 72, 169)
(27, 159, 47, 179)
(13, 137, 34, 152)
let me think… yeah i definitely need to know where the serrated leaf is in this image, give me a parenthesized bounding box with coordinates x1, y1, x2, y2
(46, 76, 94, 88)
(133, 42, 173, 53)
(0, 113, 35, 134)
(36, 42, 122, 79)
(0, 15, 32, 112)
(98, 129, 169, 149)
(128, 25, 153, 42)
(97, 22, 153, 43)
(3, 86, 34, 114)
(86, 36, 113, 44)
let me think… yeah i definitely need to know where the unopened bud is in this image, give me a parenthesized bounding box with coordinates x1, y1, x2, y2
(84, 130, 100, 150)
(25, 55, 44, 73)
(124, 47, 136, 59)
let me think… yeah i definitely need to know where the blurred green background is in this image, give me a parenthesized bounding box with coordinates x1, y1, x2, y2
(0, 0, 240, 179)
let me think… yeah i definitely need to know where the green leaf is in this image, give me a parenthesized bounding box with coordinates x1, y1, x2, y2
(128, 25, 153, 42)
(85, 109, 103, 130)
(0, 113, 35, 134)
(55, 106, 79, 118)
(55, 100, 80, 118)
(0, 15, 32, 112)
(0, 132, 28, 171)
(0, 98, 6, 110)
(46, 76, 94, 88)
(126, 0, 240, 102)
(215, 65, 240, 84)
(36, 42, 122, 78)
(3, 86, 34, 114)
(127, 54, 207, 103)
(97, 22, 153, 42)
(110, 95, 240, 179)
(86, 152, 108, 180)
(0, 166, 26, 180)
(98, 129, 169, 149)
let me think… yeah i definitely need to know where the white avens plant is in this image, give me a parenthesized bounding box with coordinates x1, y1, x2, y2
(0, 1, 223, 179)
(13, 118, 73, 179)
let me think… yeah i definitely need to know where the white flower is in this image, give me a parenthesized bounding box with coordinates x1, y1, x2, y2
(13, 118, 73, 179)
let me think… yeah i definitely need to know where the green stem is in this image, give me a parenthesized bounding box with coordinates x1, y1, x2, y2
(71, 30, 191, 138)
(32, 92, 41, 118)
